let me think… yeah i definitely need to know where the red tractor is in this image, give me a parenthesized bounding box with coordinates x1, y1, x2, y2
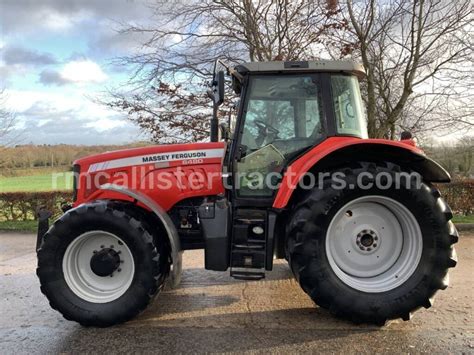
(36, 60, 458, 327)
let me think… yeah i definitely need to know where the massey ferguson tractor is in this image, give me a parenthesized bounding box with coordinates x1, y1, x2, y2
(36, 60, 458, 327)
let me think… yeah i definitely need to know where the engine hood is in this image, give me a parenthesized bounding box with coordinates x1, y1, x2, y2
(74, 142, 226, 172)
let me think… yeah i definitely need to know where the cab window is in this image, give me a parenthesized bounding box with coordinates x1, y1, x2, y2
(236, 75, 323, 197)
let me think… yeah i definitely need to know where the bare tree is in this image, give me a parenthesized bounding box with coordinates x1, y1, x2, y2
(329, 0, 473, 138)
(105, 0, 345, 142)
(456, 135, 474, 177)
(0, 89, 17, 147)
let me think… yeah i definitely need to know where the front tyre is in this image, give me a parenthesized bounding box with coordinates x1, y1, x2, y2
(37, 202, 169, 327)
(286, 163, 458, 324)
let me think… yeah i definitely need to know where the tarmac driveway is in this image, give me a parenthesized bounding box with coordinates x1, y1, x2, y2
(0, 231, 473, 354)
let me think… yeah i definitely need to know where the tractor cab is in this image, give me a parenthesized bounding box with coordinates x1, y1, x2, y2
(210, 61, 367, 197)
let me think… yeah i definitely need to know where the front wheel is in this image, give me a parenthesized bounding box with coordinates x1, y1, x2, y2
(37, 202, 170, 327)
(286, 163, 458, 324)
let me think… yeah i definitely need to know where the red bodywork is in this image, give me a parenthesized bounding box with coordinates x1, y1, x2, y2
(74, 137, 422, 211)
(74, 142, 226, 211)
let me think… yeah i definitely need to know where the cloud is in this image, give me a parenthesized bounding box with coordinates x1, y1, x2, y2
(61, 59, 108, 83)
(38, 59, 108, 86)
(0, 0, 151, 35)
(8, 91, 142, 145)
(38, 69, 71, 86)
(1, 46, 58, 66)
(14, 115, 141, 145)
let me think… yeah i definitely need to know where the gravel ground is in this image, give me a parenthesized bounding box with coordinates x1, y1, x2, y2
(0, 231, 473, 354)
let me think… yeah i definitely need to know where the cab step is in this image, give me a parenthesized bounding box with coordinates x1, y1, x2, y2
(229, 210, 268, 280)
(230, 268, 265, 280)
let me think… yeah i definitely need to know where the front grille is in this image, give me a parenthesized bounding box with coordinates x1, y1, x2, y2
(72, 164, 80, 202)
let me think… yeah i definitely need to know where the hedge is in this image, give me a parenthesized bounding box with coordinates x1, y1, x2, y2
(0, 180, 472, 222)
(436, 180, 473, 216)
(0, 191, 73, 221)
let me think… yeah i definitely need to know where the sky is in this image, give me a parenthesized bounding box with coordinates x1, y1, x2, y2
(1, 1, 470, 146)
(0, 0, 156, 145)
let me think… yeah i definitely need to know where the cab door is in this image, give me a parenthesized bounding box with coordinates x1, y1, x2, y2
(230, 74, 326, 206)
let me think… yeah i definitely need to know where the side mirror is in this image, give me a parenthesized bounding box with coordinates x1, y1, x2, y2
(209, 66, 225, 142)
(213, 70, 225, 106)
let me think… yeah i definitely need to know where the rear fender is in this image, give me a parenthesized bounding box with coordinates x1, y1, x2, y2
(273, 137, 451, 209)
(99, 183, 182, 288)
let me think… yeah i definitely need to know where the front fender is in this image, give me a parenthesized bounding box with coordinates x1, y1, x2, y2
(273, 137, 451, 209)
(100, 183, 182, 288)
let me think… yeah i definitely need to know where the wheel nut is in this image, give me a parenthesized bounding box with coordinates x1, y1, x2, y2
(373, 244, 377, 247)
(100, 245, 105, 248)
(93, 250, 97, 254)
(117, 268, 122, 272)
(110, 245, 114, 249)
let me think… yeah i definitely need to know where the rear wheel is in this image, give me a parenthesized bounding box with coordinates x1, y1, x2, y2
(37, 202, 170, 327)
(286, 162, 458, 324)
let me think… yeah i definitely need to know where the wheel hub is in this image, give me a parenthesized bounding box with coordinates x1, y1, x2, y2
(356, 229, 379, 252)
(90, 248, 121, 277)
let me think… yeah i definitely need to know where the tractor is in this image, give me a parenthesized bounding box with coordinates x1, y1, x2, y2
(36, 60, 458, 327)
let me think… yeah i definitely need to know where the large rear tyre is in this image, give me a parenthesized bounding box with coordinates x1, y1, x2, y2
(286, 162, 458, 324)
(37, 202, 170, 327)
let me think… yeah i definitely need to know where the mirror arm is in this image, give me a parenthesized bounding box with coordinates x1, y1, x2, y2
(207, 89, 215, 100)
(216, 59, 243, 82)
(210, 103, 219, 142)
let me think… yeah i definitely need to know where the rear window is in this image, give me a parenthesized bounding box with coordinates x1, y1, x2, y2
(331, 75, 368, 138)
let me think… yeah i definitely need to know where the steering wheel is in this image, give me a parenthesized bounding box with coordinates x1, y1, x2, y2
(254, 119, 280, 135)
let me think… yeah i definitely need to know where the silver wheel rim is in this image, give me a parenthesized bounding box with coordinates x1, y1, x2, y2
(325, 196, 422, 293)
(62, 231, 135, 303)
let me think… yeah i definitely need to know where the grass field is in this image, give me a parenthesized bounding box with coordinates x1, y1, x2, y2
(0, 220, 37, 232)
(0, 171, 73, 192)
(452, 215, 474, 224)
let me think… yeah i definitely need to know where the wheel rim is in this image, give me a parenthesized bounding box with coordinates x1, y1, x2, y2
(325, 196, 423, 293)
(62, 231, 135, 303)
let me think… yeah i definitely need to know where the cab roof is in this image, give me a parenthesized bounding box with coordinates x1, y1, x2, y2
(235, 60, 365, 78)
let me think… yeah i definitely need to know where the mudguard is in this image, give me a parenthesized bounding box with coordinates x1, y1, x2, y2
(99, 183, 183, 288)
(273, 137, 451, 209)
